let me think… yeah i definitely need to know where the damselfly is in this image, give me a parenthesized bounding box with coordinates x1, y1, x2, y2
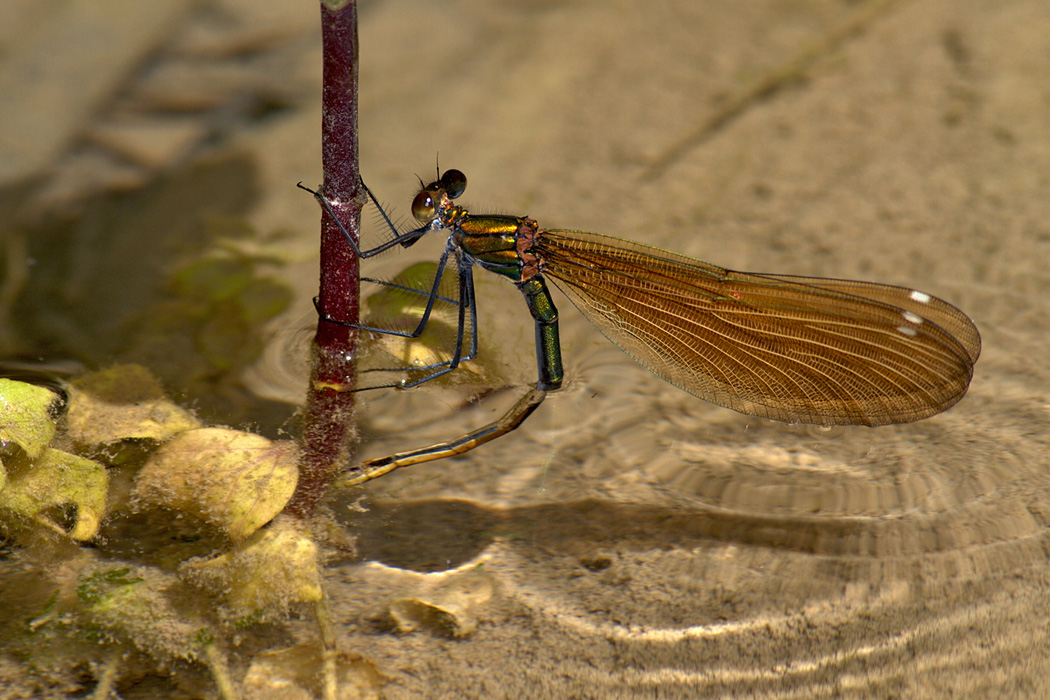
(300, 170, 980, 485)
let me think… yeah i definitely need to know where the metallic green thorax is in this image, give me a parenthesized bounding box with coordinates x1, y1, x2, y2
(437, 206, 564, 390)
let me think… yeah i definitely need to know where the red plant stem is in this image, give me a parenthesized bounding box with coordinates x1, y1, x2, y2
(287, 0, 361, 517)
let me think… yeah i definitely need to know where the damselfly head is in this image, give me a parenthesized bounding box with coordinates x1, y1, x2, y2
(411, 169, 467, 223)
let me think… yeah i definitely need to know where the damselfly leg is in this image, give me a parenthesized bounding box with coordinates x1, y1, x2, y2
(299, 178, 479, 388)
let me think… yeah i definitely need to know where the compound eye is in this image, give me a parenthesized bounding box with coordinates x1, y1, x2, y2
(411, 190, 436, 222)
(440, 169, 467, 199)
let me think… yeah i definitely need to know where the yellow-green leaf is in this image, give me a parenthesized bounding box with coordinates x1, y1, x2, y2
(65, 365, 200, 445)
(179, 516, 322, 614)
(0, 378, 58, 459)
(131, 428, 298, 541)
(0, 447, 108, 540)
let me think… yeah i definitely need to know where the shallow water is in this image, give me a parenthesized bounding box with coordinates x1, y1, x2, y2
(3, 0, 1049, 697)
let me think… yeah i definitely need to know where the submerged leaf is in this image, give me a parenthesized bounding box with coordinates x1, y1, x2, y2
(243, 643, 384, 700)
(179, 516, 322, 615)
(169, 254, 292, 372)
(0, 447, 108, 540)
(65, 364, 200, 445)
(388, 568, 494, 638)
(239, 277, 294, 325)
(170, 256, 254, 301)
(131, 428, 298, 541)
(76, 562, 212, 664)
(0, 378, 58, 459)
